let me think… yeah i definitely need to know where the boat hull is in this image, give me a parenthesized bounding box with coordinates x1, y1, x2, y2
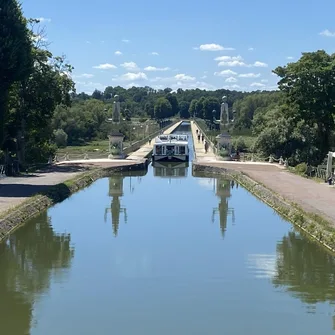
(152, 154, 189, 162)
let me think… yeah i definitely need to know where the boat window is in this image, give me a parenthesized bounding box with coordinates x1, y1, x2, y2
(166, 145, 175, 155)
(156, 145, 163, 155)
(179, 146, 186, 154)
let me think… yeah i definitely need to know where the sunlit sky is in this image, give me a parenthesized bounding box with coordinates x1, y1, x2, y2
(22, 0, 335, 94)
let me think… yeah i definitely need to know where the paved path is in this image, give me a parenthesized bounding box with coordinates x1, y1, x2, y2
(126, 121, 183, 161)
(0, 161, 137, 216)
(201, 161, 335, 225)
(190, 121, 217, 162)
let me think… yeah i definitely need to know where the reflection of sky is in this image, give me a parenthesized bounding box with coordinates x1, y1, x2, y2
(111, 250, 153, 278)
(197, 178, 215, 191)
(246, 253, 277, 279)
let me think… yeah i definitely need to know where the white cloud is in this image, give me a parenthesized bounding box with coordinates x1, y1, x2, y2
(122, 39, 130, 43)
(93, 63, 117, 70)
(286, 56, 294, 60)
(319, 29, 335, 37)
(250, 82, 265, 87)
(201, 75, 207, 79)
(174, 73, 196, 81)
(215, 56, 268, 68)
(150, 52, 159, 56)
(86, 41, 91, 44)
(35, 17, 51, 23)
(215, 55, 247, 67)
(198, 43, 235, 51)
(144, 66, 170, 71)
(248, 47, 254, 51)
(225, 77, 238, 83)
(238, 73, 261, 78)
(115, 51, 122, 56)
(253, 61, 268, 67)
(120, 61, 139, 71)
(120, 72, 148, 81)
(73, 73, 94, 79)
(261, 79, 268, 83)
(214, 69, 237, 77)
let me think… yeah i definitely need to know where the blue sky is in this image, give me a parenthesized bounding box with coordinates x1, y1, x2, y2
(23, 0, 335, 94)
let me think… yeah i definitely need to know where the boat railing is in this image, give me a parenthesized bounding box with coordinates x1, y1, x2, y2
(155, 134, 188, 143)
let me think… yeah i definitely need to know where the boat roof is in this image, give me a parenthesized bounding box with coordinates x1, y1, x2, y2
(154, 134, 189, 144)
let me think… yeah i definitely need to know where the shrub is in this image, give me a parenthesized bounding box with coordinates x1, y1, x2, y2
(54, 129, 68, 148)
(295, 162, 308, 175)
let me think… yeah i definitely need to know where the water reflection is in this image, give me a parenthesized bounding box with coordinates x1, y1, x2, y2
(272, 231, 335, 306)
(105, 170, 147, 236)
(152, 161, 189, 178)
(0, 212, 74, 335)
(212, 179, 235, 237)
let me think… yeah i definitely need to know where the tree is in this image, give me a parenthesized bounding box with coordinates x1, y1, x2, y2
(189, 99, 198, 117)
(166, 93, 179, 116)
(179, 101, 190, 118)
(0, 0, 33, 146)
(274, 50, 335, 162)
(92, 89, 103, 100)
(154, 97, 172, 119)
(54, 129, 68, 147)
(203, 97, 220, 120)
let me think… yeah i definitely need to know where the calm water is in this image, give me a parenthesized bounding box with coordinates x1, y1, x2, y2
(1, 127, 335, 334)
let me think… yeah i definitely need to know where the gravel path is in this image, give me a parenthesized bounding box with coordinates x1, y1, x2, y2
(201, 162, 335, 225)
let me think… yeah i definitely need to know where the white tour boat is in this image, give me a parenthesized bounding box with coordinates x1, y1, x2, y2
(152, 134, 189, 162)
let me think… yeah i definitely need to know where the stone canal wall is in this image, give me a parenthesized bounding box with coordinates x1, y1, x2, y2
(193, 162, 335, 253)
(0, 162, 146, 242)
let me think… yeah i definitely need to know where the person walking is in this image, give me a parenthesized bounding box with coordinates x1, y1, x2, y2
(204, 140, 209, 153)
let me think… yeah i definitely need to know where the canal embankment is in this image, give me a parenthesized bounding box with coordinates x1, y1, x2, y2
(193, 161, 335, 253)
(0, 161, 147, 241)
(0, 121, 185, 240)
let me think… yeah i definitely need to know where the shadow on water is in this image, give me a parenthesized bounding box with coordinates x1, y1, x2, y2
(0, 211, 74, 335)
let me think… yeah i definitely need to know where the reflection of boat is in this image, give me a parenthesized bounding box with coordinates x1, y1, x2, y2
(152, 161, 189, 178)
(152, 134, 189, 162)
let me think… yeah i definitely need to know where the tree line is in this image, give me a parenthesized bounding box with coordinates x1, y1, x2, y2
(2, 1, 335, 168)
(1, 1, 74, 169)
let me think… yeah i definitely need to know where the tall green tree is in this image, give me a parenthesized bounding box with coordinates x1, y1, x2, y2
(0, 0, 33, 146)
(274, 50, 335, 162)
(179, 101, 190, 118)
(154, 97, 172, 119)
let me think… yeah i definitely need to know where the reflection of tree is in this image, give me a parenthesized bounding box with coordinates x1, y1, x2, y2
(105, 175, 127, 236)
(212, 179, 235, 237)
(272, 231, 335, 305)
(0, 211, 74, 335)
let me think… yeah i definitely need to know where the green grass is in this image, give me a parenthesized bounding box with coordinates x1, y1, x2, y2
(57, 140, 110, 155)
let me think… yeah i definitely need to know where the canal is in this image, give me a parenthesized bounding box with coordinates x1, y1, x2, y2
(1, 124, 335, 334)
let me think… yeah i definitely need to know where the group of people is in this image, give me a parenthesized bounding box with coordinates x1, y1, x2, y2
(196, 129, 209, 153)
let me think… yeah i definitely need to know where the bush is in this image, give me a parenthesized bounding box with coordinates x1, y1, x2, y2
(233, 136, 247, 151)
(54, 129, 68, 148)
(295, 162, 308, 175)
